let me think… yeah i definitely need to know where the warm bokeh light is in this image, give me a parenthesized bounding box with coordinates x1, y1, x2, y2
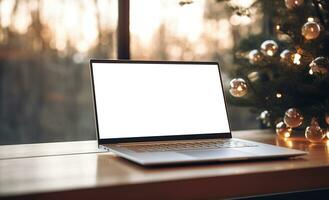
(276, 24, 280, 30)
(0, 0, 118, 52)
(129, 0, 257, 59)
(0, 0, 261, 70)
(284, 132, 291, 138)
(293, 53, 302, 65)
(283, 138, 293, 148)
(131, 0, 204, 44)
(307, 17, 315, 22)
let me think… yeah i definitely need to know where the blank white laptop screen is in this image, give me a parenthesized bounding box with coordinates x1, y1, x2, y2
(92, 62, 230, 139)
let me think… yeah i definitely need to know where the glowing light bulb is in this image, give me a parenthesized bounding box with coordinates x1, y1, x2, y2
(284, 132, 291, 138)
(307, 17, 315, 22)
(276, 93, 282, 98)
(309, 69, 314, 75)
(276, 25, 280, 30)
(293, 53, 301, 65)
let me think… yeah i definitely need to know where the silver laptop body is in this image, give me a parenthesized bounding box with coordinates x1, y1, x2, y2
(90, 60, 306, 166)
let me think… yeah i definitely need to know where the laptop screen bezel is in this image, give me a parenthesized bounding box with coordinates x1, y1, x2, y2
(89, 59, 232, 144)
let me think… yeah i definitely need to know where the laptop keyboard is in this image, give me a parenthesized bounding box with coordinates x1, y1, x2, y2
(119, 139, 257, 152)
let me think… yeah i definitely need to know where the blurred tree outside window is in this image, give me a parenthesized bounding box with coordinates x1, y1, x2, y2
(130, 0, 264, 131)
(0, 0, 117, 144)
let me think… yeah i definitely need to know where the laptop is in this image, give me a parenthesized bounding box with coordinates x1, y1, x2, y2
(90, 60, 306, 166)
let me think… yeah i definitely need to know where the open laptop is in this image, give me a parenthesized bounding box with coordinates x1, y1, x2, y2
(90, 60, 306, 166)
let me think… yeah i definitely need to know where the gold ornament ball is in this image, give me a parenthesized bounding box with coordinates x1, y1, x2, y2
(276, 121, 292, 138)
(285, 0, 303, 10)
(283, 108, 304, 128)
(326, 129, 329, 139)
(305, 118, 325, 143)
(248, 49, 264, 65)
(309, 57, 329, 75)
(229, 78, 247, 97)
(280, 49, 294, 64)
(260, 40, 278, 56)
(301, 21, 321, 40)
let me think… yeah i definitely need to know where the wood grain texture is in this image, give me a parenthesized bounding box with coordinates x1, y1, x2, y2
(1, 129, 329, 199)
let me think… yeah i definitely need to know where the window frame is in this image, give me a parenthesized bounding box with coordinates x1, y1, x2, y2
(118, 0, 130, 59)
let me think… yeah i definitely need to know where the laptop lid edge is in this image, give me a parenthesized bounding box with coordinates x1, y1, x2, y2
(89, 59, 233, 145)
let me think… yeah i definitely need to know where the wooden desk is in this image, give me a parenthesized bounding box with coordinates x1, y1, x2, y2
(1, 130, 329, 199)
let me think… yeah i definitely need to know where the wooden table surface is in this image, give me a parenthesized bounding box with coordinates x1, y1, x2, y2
(1, 130, 329, 199)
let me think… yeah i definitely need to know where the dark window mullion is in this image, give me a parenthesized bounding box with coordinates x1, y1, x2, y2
(117, 0, 130, 59)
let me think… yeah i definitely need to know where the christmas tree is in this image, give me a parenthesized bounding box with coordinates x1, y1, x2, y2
(224, 0, 329, 142)
(179, 0, 329, 142)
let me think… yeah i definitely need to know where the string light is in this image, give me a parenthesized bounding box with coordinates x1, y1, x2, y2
(284, 131, 291, 138)
(293, 53, 302, 65)
(276, 93, 283, 98)
(307, 17, 315, 22)
(283, 138, 293, 148)
(276, 24, 280, 31)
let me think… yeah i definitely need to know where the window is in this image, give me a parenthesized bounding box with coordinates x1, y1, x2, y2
(1, 0, 264, 145)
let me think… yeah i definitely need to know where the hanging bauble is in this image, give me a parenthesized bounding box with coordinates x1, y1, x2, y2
(229, 78, 247, 97)
(276, 121, 292, 138)
(285, 0, 304, 10)
(284, 108, 304, 128)
(260, 40, 278, 56)
(280, 49, 294, 64)
(325, 113, 329, 125)
(259, 110, 271, 127)
(305, 118, 325, 142)
(301, 21, 321, 40)
(248, 49, 264, 65)
(309, 57, 329, 75)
